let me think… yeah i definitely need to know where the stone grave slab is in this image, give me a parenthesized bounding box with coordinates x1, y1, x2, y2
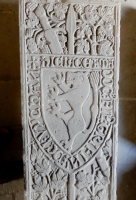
(19, 1, 120, 199)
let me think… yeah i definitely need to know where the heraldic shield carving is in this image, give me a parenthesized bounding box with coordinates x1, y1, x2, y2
(20, 1, 120, 200)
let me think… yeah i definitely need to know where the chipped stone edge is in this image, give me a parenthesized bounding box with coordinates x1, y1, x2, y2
(111, 3, 121, 200)
(19, 0, 30, 199)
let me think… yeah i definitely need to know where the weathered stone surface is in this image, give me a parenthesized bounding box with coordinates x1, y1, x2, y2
(119, 7, 136, 98)
(0, 179, 24, 195)
(0, 5, 19, 81)
(15, 191, 25, 200)
(0, 194, 13, 200)
(0, 81, 21, 127)
(0, 179, 24, 200)
(20, 1, 120, 200)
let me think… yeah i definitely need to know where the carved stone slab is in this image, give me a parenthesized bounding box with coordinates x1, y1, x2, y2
(19, 1, 120, 200)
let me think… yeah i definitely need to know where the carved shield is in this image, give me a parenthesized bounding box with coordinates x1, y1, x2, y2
(41, 69, 99, 154)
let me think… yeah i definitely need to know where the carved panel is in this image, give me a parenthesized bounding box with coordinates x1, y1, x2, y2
(20, 1, 120, 200)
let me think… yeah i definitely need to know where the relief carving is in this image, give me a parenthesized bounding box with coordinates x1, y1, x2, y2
(27, 60, 116, 199)
(25, 2, 115, 56)
(20, 1, 120, 199)
(44, 71, 98, 152)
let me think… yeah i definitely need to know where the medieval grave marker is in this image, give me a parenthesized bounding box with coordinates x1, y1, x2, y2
(19, 1, 120, 199)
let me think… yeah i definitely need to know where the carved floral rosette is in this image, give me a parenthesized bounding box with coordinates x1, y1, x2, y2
(20, 1, 120, 200)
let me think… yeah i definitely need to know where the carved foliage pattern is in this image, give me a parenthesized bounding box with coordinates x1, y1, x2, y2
(30, 143, 68, 200)
(25, 1, 115, 56)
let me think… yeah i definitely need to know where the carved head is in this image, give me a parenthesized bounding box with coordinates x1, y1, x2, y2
(66, 72, 88, 88)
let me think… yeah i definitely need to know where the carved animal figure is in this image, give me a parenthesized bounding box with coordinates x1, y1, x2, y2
(50, 72, 90, 150)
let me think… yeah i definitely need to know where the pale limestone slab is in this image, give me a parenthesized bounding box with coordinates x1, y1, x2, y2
(19, 1, 120, 200)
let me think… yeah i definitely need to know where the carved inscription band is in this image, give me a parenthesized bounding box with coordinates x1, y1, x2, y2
(19, 1, 120, 200)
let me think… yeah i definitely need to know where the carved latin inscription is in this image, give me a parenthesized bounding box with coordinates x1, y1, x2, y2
(20, 1, 120, 200)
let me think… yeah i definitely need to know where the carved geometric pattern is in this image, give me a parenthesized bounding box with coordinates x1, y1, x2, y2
(20, 1, 120, 200)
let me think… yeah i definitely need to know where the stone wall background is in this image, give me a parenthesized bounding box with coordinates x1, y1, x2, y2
(0, 0, 136, 199)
